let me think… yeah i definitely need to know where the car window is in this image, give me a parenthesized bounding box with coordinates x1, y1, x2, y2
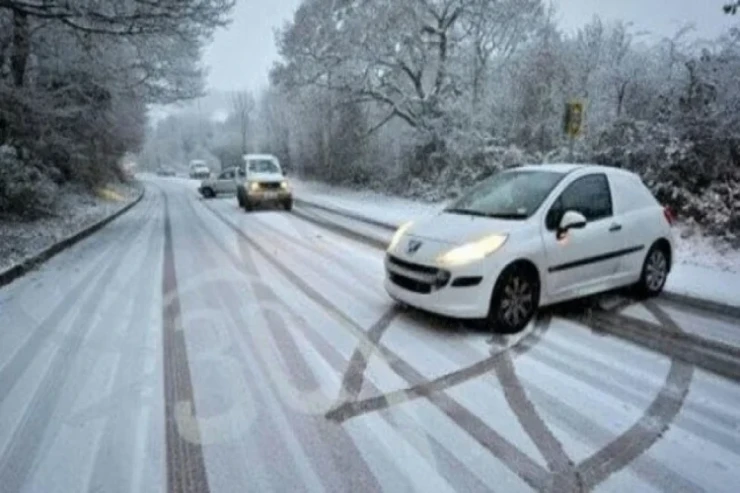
(219, 170, 234, 179)
(247, 159, 280, 174)
(546, 174, 613, 229)
(445, 170, 565, 219)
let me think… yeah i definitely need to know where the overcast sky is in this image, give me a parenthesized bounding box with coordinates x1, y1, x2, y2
(203, 0, 736, 94)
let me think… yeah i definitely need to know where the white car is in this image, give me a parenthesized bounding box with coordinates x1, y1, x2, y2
(384, 164, 675, 333)
(235, 154, 293, 211)
(199, 167, 237, 198)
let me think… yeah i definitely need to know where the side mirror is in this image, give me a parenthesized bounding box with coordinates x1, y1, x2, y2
(557, 210, 587, 238)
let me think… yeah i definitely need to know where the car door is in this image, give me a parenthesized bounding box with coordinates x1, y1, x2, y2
(542, 173, 625, 299)
(216, 170, 234, 193)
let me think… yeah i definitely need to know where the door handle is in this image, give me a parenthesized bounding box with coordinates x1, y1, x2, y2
(609, 223, 622, 232)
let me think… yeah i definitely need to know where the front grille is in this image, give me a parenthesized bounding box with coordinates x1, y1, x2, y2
(389, 273, 432, 294)
(259, 182, 282, 190)
(386, 255, 450, 293)
(387, 255, 439, 275)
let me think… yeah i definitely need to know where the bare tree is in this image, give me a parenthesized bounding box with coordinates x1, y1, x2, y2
(231, 90, 255, 154)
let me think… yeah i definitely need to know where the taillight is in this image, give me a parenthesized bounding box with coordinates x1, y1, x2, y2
(663, 207, 675, 226)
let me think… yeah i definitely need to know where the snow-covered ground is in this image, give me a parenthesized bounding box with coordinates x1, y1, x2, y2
(292, 178, 740, 308)
(0, 181, 140, 272)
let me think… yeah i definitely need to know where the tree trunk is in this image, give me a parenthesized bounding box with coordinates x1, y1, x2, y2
(616, 81, 629, 117)
(11, 9, 30, 88)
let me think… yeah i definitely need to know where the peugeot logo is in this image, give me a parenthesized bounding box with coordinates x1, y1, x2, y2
(406, 239, 422, 255)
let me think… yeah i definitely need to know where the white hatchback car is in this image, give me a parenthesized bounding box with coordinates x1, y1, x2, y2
(384, 164, 675, 333)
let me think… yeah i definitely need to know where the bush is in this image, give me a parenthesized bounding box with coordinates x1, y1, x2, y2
(0, 146, 59, 217)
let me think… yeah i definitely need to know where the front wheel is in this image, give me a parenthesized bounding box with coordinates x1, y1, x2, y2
(283, 198, 293, 211)
(635, 244, 669, 298)
(486, 263, 540, 334)
(202, 187, 215, 199)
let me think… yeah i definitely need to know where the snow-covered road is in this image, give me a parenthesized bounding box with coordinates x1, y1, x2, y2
(1, 177, 739, 493)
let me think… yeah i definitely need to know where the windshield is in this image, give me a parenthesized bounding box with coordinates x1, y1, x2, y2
(248, 159, 280, 174)
(446, 170, 564, 219)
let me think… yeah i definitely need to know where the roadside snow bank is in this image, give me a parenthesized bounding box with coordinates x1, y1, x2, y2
(293, 178, 740, 307)
(0, 182, 140, 272)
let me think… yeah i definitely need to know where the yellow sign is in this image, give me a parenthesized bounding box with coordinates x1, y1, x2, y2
(564, 101, 585, 137)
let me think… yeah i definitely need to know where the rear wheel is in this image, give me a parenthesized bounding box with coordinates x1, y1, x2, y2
(486, 263, 540, 334)
(635, 243, 669, 297)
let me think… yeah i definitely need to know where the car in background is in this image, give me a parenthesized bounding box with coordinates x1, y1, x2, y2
(235, 154, 292, 211)
(189, 160, 211, 179)
(385, 164, 675, 334)
(199, 167, 238, 198)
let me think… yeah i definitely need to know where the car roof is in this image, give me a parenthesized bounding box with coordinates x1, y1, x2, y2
(516, 163, 639, 178)
(243, 154, 278, 161)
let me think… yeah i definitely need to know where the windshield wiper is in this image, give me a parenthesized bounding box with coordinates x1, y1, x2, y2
(444, 208, 490, 217)
(485, 213, 528, 220)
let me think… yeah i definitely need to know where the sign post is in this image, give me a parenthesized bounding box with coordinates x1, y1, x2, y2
(563, 101, 585, 161)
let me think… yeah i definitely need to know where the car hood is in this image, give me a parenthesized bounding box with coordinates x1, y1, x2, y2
(247, 172, 284, 183)
(406, 212, 526, 246)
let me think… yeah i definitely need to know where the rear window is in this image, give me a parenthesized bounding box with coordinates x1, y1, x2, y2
(610, 173, 658, 214)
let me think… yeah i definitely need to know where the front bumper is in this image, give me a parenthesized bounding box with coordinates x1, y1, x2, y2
(246, 189, 292, 203)
(384, 254, 501, 319)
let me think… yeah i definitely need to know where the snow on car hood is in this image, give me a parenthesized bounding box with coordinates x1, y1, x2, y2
(247, 172, 284, 183)
(405, 212, 524, 246)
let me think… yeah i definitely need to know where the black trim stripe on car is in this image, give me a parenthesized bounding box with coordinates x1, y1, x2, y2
(548, 245, 645, 273)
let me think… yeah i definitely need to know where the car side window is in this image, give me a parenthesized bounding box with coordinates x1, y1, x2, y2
(546, 174, 613, 230)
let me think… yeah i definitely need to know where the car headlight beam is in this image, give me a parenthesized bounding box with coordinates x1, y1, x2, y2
(437, 234, 508, 267)
(387, 221, 413, 252)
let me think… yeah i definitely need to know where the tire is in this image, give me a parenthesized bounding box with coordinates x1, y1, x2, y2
(202, 187, 215, 199)
(486, 263, 540, 334)
(237, 187, 245, 207)
(243, 198, 253, 212)
(635, 243, 669, 298)
(283, 198, 293, 211)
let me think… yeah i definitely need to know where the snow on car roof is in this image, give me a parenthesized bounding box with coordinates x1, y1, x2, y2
(516, 163, 584, 173)
(515, 163, 638, 177)
(243, 154, 278, 161)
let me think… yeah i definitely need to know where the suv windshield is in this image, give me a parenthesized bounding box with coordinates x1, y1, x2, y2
(445, 170, 565, 219)
(248, 159, 280, 174)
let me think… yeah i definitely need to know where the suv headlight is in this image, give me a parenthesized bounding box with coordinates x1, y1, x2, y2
(280, 181, 288, 190)
(387, 221, 413, 252)
(437, 234, 508, 267)
(249, 182, 260, 192)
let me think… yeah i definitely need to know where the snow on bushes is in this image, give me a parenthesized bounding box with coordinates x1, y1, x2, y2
(0, 146, 58, 217)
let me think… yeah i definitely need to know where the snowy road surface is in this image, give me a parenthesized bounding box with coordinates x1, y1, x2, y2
(1, 177, 740, 493)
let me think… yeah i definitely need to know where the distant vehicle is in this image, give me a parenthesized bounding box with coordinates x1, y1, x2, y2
(199, 167, 237, 198)
(156, 167, 176, 177)
(385, 164, 675, 334)
(189, 160, 210, 179)
(235, 154, 292, 212)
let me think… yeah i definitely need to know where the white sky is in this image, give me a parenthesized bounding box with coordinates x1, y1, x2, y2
(202, 0, 737, 93)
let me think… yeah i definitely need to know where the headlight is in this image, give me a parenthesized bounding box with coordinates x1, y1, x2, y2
(437, 234, 508, 267)
(387, 221, 413, 252)
(280, 181, 288, 189)
(249, 182, 260, 191)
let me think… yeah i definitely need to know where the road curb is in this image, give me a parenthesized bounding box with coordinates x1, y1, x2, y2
(660, 291, 740, 319)
(0, 183, 145, 289)
(294, 198, 397, 231)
